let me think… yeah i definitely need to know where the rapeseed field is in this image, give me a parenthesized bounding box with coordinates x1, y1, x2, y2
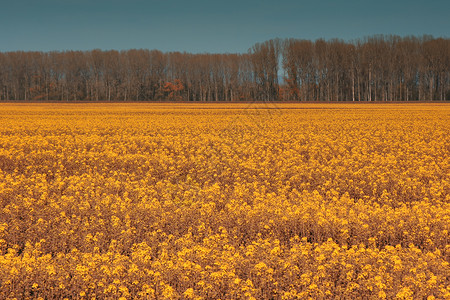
(0, 103, 449, 299)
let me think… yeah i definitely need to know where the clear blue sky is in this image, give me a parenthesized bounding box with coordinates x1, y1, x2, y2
(1, 0, 449, 53)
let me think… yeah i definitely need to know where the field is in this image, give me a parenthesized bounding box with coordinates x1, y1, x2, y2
(0, 103, 449, 299)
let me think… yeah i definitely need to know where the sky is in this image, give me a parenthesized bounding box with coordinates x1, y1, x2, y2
(1, 0, 449, 54)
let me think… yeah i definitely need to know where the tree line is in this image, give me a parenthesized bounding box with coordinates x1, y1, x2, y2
(0, 35, 449, 101)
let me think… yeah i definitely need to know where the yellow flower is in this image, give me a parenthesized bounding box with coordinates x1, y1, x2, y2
(184, 288, 195, 298)
(1, 104, 449, 299)
(396, 287, 413, 299)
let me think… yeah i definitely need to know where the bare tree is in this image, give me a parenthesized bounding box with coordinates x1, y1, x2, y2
(0, 35, 448, 101)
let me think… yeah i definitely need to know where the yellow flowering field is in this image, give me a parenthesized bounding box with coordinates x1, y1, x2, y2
(0, 103, 449, 299)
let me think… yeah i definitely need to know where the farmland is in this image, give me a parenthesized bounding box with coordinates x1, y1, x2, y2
(0, 103, 449, 299)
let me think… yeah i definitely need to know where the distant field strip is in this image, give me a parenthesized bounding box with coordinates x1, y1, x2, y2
(0, 103, 449, 299)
